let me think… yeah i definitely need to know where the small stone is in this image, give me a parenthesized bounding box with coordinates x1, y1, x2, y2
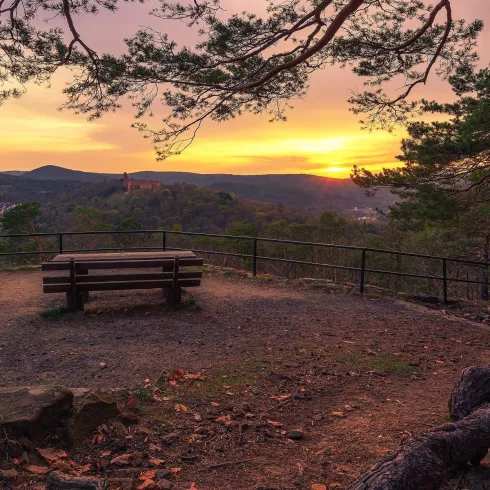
(99, 362, 107, 369)
(0, 469, 18, 480)
(293, 392, 312, 400)
(138, 481, 160, 490)
(286, 429, 304, 440)
(161, 433, 179, 444)
(109, 478, 135, 490)
(156, 480, 174, 489)
(118, 412, 139, 425)
(156, 469, 172, 480)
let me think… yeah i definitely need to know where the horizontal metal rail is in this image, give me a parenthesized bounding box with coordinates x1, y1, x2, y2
(1, 229, 489, 303)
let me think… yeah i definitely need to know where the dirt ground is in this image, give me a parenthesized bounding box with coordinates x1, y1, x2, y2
(2, 269, 490, 489)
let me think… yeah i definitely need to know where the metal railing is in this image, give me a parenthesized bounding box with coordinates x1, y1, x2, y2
(1, 229, 489, 304)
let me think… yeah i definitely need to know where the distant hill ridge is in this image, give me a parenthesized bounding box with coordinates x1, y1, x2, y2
(1, 165, 395, 212)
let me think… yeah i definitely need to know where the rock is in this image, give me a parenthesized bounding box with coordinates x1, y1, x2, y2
(69, 390, 120, 445)
(161, 433, 180, 444)
(156, 480, 174, 490)
(404, 293, 440, 304)
(293, 391, 312, 400)
(0, 386, 73, 441)
(138, 481, 160, 490)
(118, 412, 139, 425)
(72, 388, 92, 401)
(286, 429, 304, 440)
(46, 471, 109, 489)
(156, 469, 172, 480)
(109, 478, 135, 490)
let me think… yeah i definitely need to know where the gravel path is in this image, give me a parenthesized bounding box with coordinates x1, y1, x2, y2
(3, 269, 490, 488)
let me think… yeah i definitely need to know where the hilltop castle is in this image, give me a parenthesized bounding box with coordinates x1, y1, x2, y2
(122, 172, 162, 193)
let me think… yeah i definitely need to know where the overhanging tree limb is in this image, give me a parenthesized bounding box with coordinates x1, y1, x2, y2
(0, 0, 483, 158)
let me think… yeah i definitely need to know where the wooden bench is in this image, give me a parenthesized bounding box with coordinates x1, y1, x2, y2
(42, 255, 204, 311)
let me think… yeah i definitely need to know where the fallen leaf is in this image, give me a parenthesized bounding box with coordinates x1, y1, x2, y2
(92, 433, 104, 445)
(110, 454, 133, 466)
(210, 402, 220, 407)
(126, 397, 139, 409)
(169, 369, 184, 381)
(225, 391, 234, 396)
(194, 413, 202, 421)
(100, 451, 112, 457)
(170, 467, 182, 473)
(311, 485, 327, 490)
(139, 470, 156, 481)
(37, 447, 68, 463)
(175, 403, 191, 413)
(26, 465, 49, 475)
(216, 415, 231, 424)
(148, 456, 165, 466)
(271, 394, 291, 401)
(331, 412, 346, 418)
(267, 419, 283, 428)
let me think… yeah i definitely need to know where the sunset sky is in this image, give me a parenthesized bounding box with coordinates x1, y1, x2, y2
(1, 0, 488, 178)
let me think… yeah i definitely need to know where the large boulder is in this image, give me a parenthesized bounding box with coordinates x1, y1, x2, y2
(0, 386, 73, 441)
(68, 390, 120, 446)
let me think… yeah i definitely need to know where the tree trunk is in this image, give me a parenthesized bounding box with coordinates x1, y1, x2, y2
(348, 367, 490, 490)
(481, 235, 489, 301)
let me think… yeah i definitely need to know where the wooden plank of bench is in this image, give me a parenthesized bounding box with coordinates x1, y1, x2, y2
(42, 257, 203, 271)
(52, 250, 196, 262)
(43, 278, 201, 293)
(43, 271, 202, 284)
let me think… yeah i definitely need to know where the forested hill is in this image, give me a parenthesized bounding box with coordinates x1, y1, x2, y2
(6, 165, 395, 212)
(0, 173, 313, 233)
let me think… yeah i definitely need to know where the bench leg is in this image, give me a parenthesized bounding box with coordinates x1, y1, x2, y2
(76, 292, 85, 311)
(79, 268, 89, 302)
(66, 292, 77, 312)
(166, 286, 182, 305)
(66, 292, 84, 312)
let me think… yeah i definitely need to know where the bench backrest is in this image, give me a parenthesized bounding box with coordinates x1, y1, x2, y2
(42, 256, 203, 271)
(42, 255, 203, 294)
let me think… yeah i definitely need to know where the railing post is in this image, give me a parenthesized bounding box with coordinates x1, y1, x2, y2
(442, 258, 448, 304)
(162, 231, 167, 251)
(252, 238, 257, 276)
(58, 233, 63, 255)
(360, 248, 366, 294)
